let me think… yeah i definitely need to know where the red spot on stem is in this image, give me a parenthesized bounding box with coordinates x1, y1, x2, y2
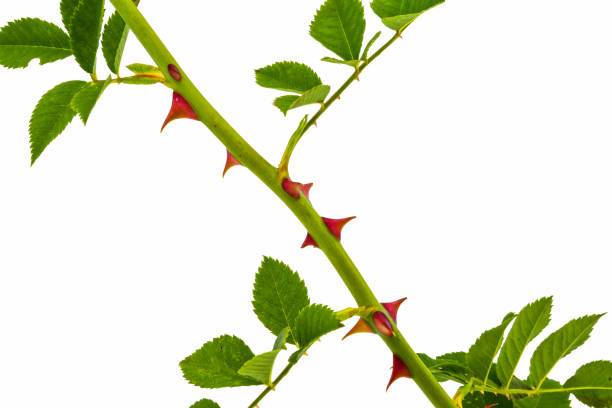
(161, 92, 198, 132)
(387, 354, 411, 391)
(301, 216, 356, 248)
(282, 179, 313, 199)
(168, 64, 182, 81)
(343, 298, 406, 339)
(223, 150, 242, 177)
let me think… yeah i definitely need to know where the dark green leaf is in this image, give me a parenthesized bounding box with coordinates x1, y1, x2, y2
(496, 297, 553, 390)
(189, 399, 221, 408)
(361, 31, 381, 60)
(252, 257, 309, 344)
(71, 76, 112, 124)
(565, 361, 612, 408)
(126, 63, 160, 75)
(528, 314, 604, 389)
(0, 18, 72, 68)
(293, 304, 340, 349)
(180, 335, 261, 388)
(255, 62, 322, 94)
(310, 0, 366, 61)
(273, 328, 290, 350)
(273, 95, 300, 115)
(463, 392, 512, 408)
(429, 352, 474, 385)
(467, 312, 516, 384)
(70, 0, 105, 73)
(371, 0, 445, 31)
(60, 0, 79, 33)
(101, 1, 139, 74)
(29, 80, 87, 165)
(514, 380, 570, 408)
(238, 349, 282, 386)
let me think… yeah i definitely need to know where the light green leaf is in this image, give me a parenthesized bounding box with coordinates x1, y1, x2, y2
(274, 85, 331, 115)
(310, 0, 366, 61)
(255, 62, 322, 94)
(514, 380, 571, 408)
(60, 0, 79, 33)
(273, 328, 290, 350)
(361, 31, 381, 60)
(180, 335, 261, 389)
(321, 56, 361, 68)
(274, 95, 300, 115)
(29, 80, 87, 165)
(71, 76, 112, 124)
(101, 0, 140, 74)
(126, 63, 160, 75)
(462, 392, 512, 408)
(565, 361, 612, 408)
(120, 77, 162, 85)
(496, 297, 553, 390)
(371, 0, 445, 31)
(293, 304, 340, 349)
(189, 399, 221, 408)
(0, 18, 72, 68)
(70, 0, 105, 73)
(467, 312, 516, 385)
(528, 314, 604, 389)
(252, 257, 309, 345)
(238, 349, 282, 386)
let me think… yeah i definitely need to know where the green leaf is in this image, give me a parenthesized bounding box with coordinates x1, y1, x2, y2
(29, 80, 87, 165)
(273, 85, 331, 115)
(514, 380, 571, 408)
(371, 0, 445, 31)
(321, 56, 361, 68)
(528, 314, 604, 389)
(252, 257, 309, 345)
(238, 349, 282, 386)
(180, 335, 262, 388)
(120, 77, 162, 85)
(71, 76, 112, 125)
(70, 0, 105, 73)
(273, 95, 300, 115)
(467, 312, 516, 385)
(565, 361, 612, 408)
(463, 392, 512, 408)
(273, 327, 290, 350)
(101, 0, 139, 74)
(255, 62, 322, 94)
(0, 18, 72, 68)
(309, 0, 366, 61)
(428, 352, 474, 385)
(126, 63, 160, 75)
(293, 304, 340, 349)
(189, 399, 221, 408)
(60, 0, 79, 33)
(496, 297, 553, 390)
(361, 31, 381, 60)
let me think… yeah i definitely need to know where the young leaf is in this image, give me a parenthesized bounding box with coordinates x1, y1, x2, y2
(309, 0, 366, 61)
(70, 0, 105, 73)
(126, 63, 161, 75)
(565, 360, 612, 408)
(180, 335, 262, 388)
(528, 314, 604, 389)
(514, 380, 571, 408)
(102, 0, 140, 74)
(496, 297, 553, 390)
(29, 80, 87, 165)
(371, 0, 445, 31)
(60, 0, 79, 33)
(467, 312, 516, 385)
(237, 349, 282, 386)
(71, 76, 113, 125)
(277, 85, 331, 115)
(252, 257, 309, 344)
(189, 399, 221, 408)
(255, 62, 322, 94)
(292, 304, 340, 349)
(321, 57, 361, 68)
(273, 327, 290, 350)
(361, 31, 381, 60)
(0, 18, 72, 68)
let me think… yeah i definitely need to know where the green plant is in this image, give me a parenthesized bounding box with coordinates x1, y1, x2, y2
(1, 1, 610, 407)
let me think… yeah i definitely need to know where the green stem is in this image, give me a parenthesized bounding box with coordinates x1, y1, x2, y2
(108, 1, 456, 407)
(247, 363, 295, 408)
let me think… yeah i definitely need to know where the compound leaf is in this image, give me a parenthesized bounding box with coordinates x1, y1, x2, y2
(371, 0, 445, 31)
(0, 18, 72, 68)
(71, 76, 112, 124)
(102, 0, 140, 74)
(310, 0, 366, 61)
(180, 335, 261, 389)
(189, 399, 220, 408)
(255, 61, 322, 94)
(528, 314, 604, 389)
(238, 349, 282, 386)
(29, 80, 87, 165)
(70, 0, 105, 73)
(496, 297, 553, 390)
(252, 257, 309, 344)
(565, 361, 612, 408)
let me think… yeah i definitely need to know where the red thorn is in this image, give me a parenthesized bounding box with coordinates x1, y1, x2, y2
(484, 405, 498, 408)
(223, 150, 242, 177)
(282, 178, 313, 199)
(161, 92, 198, 131)
(314, 121, 318, 127)
(337, 96, 341, 100)
(387, 354, 411, 391)
(382, 298, 407, 321)
(301, 216, 356, 249)
(355, 76, 360, 81)
(342, 318, 374, 340)
(168, 64, 182, 81)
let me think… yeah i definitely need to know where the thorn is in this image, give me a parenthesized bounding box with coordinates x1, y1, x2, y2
(337, 95, 341, 100)
(387, 354, 411, 391)
(301, 216, 356, 248)
(168, 64, 182, 81)
(314, 120, 318, 127)
(282, 178, 313, 199)
(161, 92, 198, 132)
(342, 318, 374, 340)
(355, 76, 360, 81)
(304, 352, 308, 357)
(223, 150, 242, 177)
(381, 298, 407, 321)
(373, 311, 395, 337)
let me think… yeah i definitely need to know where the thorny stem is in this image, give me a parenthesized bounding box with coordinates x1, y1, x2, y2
(247, 363, 296, 408)
(108, 1, 457, 408)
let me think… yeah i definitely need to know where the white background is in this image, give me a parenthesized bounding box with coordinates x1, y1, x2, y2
(1, 1, 611, 407)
